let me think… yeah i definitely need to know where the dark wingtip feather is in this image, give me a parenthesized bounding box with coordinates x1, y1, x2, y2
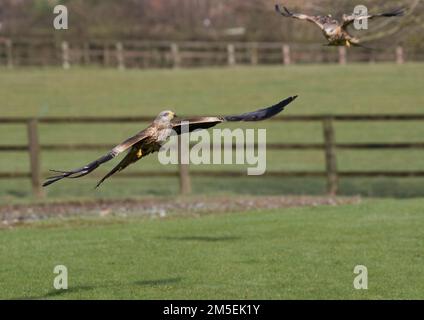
(224, 95, 298, 122)
(42, 175, 65, 187)
(283, 6, 292, 16)
(276, 95, 298, 107)
(272, 95, 298, 113)
(275, 4, 292, 17)
(95, 180, 104, 189)
(382, 8, 405, 17)
(393, 8, 405, 16)
(42, 169, 71, 187)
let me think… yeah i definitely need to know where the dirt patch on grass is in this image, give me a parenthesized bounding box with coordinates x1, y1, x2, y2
(0, 195, 361, 227)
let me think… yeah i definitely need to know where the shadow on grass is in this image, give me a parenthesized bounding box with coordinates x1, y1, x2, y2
(6, 190, 29, 198)
(160, 235, 241, 242)
(134, 277, 182, 287)
(9, 277, 182, 300)
(10, 285, 95, 300)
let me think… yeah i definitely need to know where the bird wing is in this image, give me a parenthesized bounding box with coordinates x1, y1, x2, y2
(275, 5, 327, 30)
(95, 142, 146, 188)
(171, 117, 224, 135)
(43, 127, 153, 187)
(95, 95, 297, 186)
(171, 96, 297, 135)
(342, 8, 404, 28)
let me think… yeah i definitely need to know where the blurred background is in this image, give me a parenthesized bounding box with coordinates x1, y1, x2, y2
(1, 0, 423, 44)
(0, 0, 424, 203)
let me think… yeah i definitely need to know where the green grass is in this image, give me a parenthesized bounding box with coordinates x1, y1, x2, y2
(1, 64, 424, 201)
(1, 199, 423, 300)
(1, 65, 423, 301)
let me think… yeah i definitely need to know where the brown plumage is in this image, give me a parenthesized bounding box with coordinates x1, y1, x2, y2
(275, 4, 404, 47)
(43, 96, 298, 188)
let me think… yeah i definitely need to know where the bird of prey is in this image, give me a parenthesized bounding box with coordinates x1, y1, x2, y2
(43, 96, 298, 188)
(275, 4, 404, 48)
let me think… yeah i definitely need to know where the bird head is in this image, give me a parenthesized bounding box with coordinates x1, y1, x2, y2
(155, 110, 176, 124)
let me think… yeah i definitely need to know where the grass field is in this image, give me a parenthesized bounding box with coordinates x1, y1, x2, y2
(1, 63, 424, 202)
(1, 199, 423, 300)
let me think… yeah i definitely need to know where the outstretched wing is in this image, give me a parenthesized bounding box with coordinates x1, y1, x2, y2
(95, 143, 145, 188)
(342, 8, 404, 28)
(171, 96, 298, 135)
(275, 4, 328, 30)
(43, 128, 152, 187)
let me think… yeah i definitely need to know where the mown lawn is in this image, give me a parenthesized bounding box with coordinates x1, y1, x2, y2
(0, 64, 423, 201)
(1, 199, 423, 300)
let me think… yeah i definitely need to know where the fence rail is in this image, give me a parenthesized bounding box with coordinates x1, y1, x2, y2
(1, 115, 424, 198)
(1, 39, 423, 69)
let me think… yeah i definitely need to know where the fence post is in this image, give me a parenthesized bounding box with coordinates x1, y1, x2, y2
(282, 44, 291, 65)
(227, 44, 236, 66)
(61, 41, 70, 69)
(396, 46, 404, 65)
(323, 117, 338, 196)
(27, 119, 44, 199)
(338, 47, 347, 65)
(250, 43, 258, 65)
(5, 39, 13, 68)
(178, 135, 191, 195)
(171, 42, 181, 68)
(116, 42, 125, 70)
(103, 43, 110, 67)
(83, 42, 91, 65)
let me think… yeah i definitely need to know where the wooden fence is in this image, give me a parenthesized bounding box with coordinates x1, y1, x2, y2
(1, 39, 423, 69)
(1, 115, 424, 198)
